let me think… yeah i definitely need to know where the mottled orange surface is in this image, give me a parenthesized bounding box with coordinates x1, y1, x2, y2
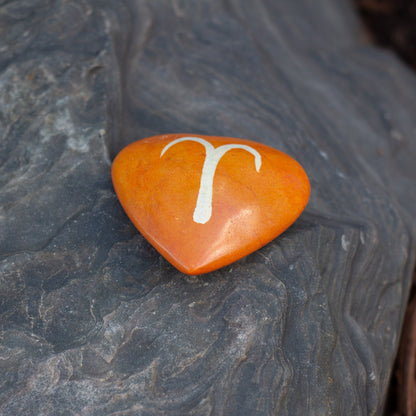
(112, 134, 310, 275)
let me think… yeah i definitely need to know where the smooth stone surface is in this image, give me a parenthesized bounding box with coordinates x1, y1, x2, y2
(112, 134, 310, 274)
(1, 0, 416, 415)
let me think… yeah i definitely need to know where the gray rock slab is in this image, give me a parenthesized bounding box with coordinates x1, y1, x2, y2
(1, 0, 416, 415)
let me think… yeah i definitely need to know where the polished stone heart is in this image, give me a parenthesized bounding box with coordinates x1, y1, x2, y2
(112, 134, 310, 275)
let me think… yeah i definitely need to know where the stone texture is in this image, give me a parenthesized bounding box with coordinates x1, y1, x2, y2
(0, 0, 415, 415)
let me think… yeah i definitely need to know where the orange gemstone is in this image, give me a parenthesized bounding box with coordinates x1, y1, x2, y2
(112, 134, 310, 275)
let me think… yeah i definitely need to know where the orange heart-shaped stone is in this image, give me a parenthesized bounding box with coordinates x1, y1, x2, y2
(112, 134, 310, 275)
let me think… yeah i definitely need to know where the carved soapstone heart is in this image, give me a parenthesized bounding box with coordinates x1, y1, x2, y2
(112, 134, 310, 275)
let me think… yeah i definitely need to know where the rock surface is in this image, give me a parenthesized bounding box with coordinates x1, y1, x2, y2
(1, 0, 416, 415)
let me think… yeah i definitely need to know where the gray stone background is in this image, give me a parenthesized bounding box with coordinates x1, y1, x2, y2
(1, 0, 416, 415)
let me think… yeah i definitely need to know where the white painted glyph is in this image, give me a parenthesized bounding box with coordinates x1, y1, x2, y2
(161, 137, 261, 224)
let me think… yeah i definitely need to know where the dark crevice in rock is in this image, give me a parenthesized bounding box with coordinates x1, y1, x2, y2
(354, 0, 416, 71)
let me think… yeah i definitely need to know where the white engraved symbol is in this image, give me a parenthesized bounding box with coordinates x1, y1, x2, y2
(161, 137, 262, 224)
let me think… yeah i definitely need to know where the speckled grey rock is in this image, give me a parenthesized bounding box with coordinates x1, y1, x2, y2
(1, 0, 416, 415)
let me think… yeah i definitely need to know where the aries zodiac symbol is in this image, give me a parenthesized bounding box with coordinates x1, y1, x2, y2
(161, 137, 262, 224)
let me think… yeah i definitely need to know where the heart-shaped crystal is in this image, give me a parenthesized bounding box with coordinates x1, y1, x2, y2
(112, 134, 310, 275)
